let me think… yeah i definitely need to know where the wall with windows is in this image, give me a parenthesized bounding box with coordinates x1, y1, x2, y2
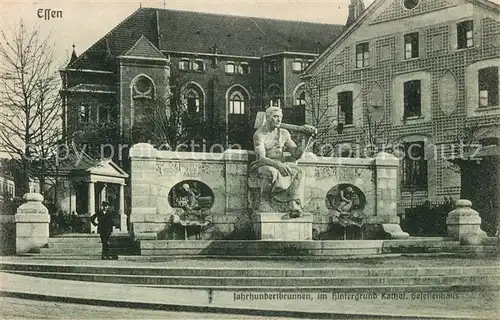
(306, 0, 500, 212)
(119, 58, 170, 139)
(167, 53, 261, 148)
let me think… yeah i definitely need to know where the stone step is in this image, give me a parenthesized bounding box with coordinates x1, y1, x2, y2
(48, 238, 102, 244)
(47, 243, 103, 249)
(40, 248, 103, 254)
(2, 262, 497, 278)
(138, 239, 480, 256)
(5, 270, 499, 287)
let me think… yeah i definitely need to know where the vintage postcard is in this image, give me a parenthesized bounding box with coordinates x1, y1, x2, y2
(0, 0, 499, 319)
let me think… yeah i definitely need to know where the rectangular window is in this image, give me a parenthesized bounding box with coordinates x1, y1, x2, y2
(403, 80, 422, 118)
(404, 32, 419, 59)
(402, 141, 428, 191)
(337, 91, 353, 125)
(356, 42, 369, 68)
(179, 60, 189, 70)
(292, 60, 302, 72)
(457, 20, 474, 49)
(225, 63, 235, 74)
(478, 67, 499, 107)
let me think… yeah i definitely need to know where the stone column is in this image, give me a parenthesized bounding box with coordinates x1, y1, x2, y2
(15, 193, 50, 254)
(100, 183, 107, 205)
(88, 181, 96, 233)
(447, 199, 488, 245)
(119, 183, 127, 231)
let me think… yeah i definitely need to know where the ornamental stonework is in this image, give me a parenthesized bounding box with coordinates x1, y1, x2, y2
(314, 166, 370, 183)
(156, 162, 224, 177)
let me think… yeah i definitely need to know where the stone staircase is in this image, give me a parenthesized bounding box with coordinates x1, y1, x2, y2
(1, 260, 499, 292)
(19, 234, 498, 259)
(138, 237, 499, 257)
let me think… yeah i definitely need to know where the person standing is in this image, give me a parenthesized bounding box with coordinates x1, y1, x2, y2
(91, 201, 115, 260)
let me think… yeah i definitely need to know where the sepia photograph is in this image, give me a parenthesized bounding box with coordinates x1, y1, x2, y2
(0, 0, 499, 319)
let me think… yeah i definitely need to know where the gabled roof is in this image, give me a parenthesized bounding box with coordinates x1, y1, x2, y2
(71, 159, 129, 179)
(304, 0, 500, 76)
(67, 8, 343, 71)
(122, 35, 166, 59)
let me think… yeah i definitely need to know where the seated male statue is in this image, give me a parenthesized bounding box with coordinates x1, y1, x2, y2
(249, 106, 316, 218)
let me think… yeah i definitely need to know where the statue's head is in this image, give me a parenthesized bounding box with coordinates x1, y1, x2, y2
(265, 106, 283, 129)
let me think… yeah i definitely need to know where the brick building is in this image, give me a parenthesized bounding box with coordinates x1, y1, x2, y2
(303, 0, 500, 214)
(60, 8, 344, 155)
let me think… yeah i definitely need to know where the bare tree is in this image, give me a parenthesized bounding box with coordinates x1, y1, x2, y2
(357, 106, 399, 157)
(131, 74, 202, 150)
(301, 75, 337, 155)
(0, 20, 62, 194)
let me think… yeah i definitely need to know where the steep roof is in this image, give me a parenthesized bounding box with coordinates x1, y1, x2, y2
(67, 8, 343, 71)
(122, 35, 166, 59)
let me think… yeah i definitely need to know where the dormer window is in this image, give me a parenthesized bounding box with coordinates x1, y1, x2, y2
(225, 62, 236, 74)
(179, 59, 189, 70)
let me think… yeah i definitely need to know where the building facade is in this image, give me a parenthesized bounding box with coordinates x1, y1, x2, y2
(304, 0, 500, 216)
(60, 8, 344, 156)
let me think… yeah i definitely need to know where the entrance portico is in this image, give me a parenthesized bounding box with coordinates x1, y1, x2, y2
(70, 160, 129, 233)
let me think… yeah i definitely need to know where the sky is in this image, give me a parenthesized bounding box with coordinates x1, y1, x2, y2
(0, 0, 378, 68)
(2, 0, 500, 68)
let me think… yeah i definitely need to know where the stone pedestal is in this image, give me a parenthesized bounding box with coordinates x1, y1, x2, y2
(253, 213, 313, 240)
(447, 199, 488, 245)
(15, 193, 50, 253)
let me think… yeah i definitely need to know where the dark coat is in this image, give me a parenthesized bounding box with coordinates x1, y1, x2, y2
(90, 209, 114, 235)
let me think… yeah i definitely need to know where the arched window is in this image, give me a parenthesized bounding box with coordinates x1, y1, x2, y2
(185, 89, 200, 114)
(295, 91, 306, 106)
(229, 91, 245, 114)
(290, 84, 306, 125)
(183, 83, 205, 121)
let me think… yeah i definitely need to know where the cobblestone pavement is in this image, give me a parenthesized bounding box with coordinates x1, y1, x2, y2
(0, 297, 298, 320)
